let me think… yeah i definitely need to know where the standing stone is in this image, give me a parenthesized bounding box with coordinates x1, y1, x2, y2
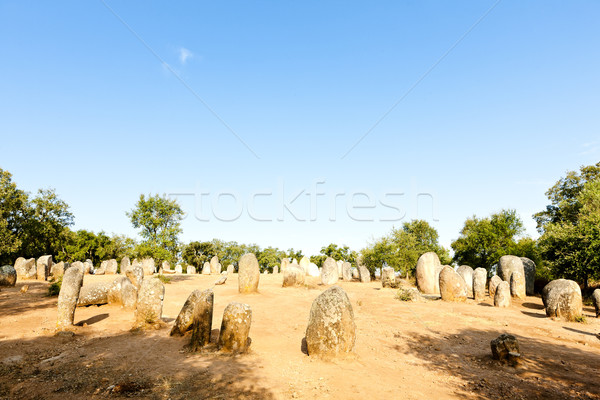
(162, 260, 171, 272)
(171, 289, 213, 336)
(14, 257, 36, 280)
(57, 263, 84, 329)
(108, 276, 137, 309)
(77, 282, 110, 306)
(283, 266, 305, 287)
(342, 262, 352, 281)
(50, 261, 69, 280)
(299, 256, 310, 274)
(305, 286, 355, 358)
(227, 264, 234, 275)
(358, 265, 371, 283)
(307, 262, 320, 277)
(141, 258, 155, 275)
(320, 257, 339, 285)
(188, 266, 196, 274)
(498, 255, 525, 284)
(83, 260, 93, 275)
(494, 281, 511, 308)
(218, 302, 252, 353)
(456, 265, 474, 296)
(238, 253, 260, 293)
(175, 265, 183, 274)
(104, 259, 117, 275)
(542, 279, 582, 321)
(510, 271, 526, 299)
(202, 262, 211, 275)
(134, 278, 165, 328)
(210, 256, 220, 274)
(520, 257, 536, 295)
(489, 275, 503, 299)
(433, 265, 444, 294)
(96, 260, 108, 275)
(37, 255, 53, 281)
(491, 334, 520, 364)
(0, 265, 17, 287)
(292, 258, 298, 265)
(190, 290, 215, 350)
(336, 260, 343, 277)
(592, 289, 600, 318)
(439, 266, 468, 302)
(352, 268, 359, 279)
(381, 267, 396, 288)
(120, 256, 131, 274)
(416, 252, 441, 294)
(473, 268, 487, 301)
(126, 265, 144, 290)
(280, 258, 290, 273)
(273, 265, 279, 274)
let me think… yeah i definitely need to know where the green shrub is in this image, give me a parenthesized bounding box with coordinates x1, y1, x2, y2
(157, 274, 171, 284)
(48, 277, 62, 296)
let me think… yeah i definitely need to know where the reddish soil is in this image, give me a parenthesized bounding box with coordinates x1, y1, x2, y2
(1, 273, 599, 399)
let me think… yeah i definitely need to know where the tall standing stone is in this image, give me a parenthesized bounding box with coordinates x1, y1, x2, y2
(342, 262, 352, 281)
(299, 256, 310, 274)
(175, 265, 183, 274)
(50, 261, 69, 280)
(202, 262, 211, 275)
(280, 258, 290, 273)
(218, 302, 252, 353)
(238, 253, 260, 293)
(162, 260, 171, 272)
(520, 257, 536, 295)
(489, 275, 502, 299)
(283, 266, 305, 287)
(336, 260, 343, 277)
(439, 266, 468, 302)
(134, 278, 165, 328)
(305, 286, 355, 358)
(210, 256, 220, 274)
(320, 257, 339, 285)
(227, 264, 234, 275)
(498, 256, 525, 284)
(57, 263, 84, 329)
(307, 263, 320, 277)
(189, 290, 215, 350)
(542, 279, 582, 321)
(358, 265, 371, 283)
(273, 265, 279, 274)
(187, 266, 196, 274)
(416, 252, 441, 294)
(494, 281, 511, 308)
(171, 289, 211, 336)
(37, 255, 53, 281)
(0, 265, 17, 287)
(381, 267, 396, 288)
(14, 257, 36, 280)
(456, 265, 474, 296)
(83, 260, 93, 275)
(592, 289, 600, 318)
(141, 258, 155, 275)
(473, 267, 487, 301)
(510, 271, 526, 299)
(120, 256, 131, 274)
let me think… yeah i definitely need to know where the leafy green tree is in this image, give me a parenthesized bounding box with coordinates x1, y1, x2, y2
(451, 209, 525, 272)
(538, 179, 600, 288)
(182, 241, 215, 268)
(59, 230, 135, 265)
(0, 169, 28, 264)
(127, 194, 184, 263)
(257, 246, 282, 272)
(286, 248, 303, 261)
(310, 243, 357, 267)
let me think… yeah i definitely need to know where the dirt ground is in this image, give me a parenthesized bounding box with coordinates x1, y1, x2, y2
(1, 273, 599, 400)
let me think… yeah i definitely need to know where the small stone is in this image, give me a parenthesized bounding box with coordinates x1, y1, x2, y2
(214, 276, 227, 285)
(491, 333, 520, 364)
(0, 265, 17, 287)
(218, 302, 252, 353)
(381, 267, 396, 288)
(494, 281, 511, 308)
(283, 266, 305, 287)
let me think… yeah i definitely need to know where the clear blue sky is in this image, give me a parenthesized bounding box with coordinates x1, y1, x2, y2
(1, 1, 599, 256)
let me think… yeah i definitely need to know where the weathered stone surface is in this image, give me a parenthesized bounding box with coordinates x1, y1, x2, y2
(489, 275, 502, 299)
(171, 289, 212, 336)
(83, 260, 93, 275)
(209, 256, 219, 274)
(141, 258, 155, 275)
(280, 258, 290, 273)
(416, 252, 441, 294)
(358, 265, 371, 283)
(238, 253, 260, 293)
(498, 255, 525, 284)
(593, 289, 600, 318)
(14, 257, 36, 280)
(134, 278, 165, 328)
(96, 260, 107, 275)
(202, 262, 211, 275)
(175, 265, 183, 274)
(187, 266, 196, 274)
(456, 265, 474, 296)
(439, 266, 468, 302)
(162, 260, 171, 272)
(227, 264, 234, 275)
(542, 279, 582, 321)
(491, 334, 520, 364)
(520, 257, 536, 295)
(305, 286, 355, 358)
(336, 260, 344, 277)
(107, 276, 137, 309)
(352, 267, 359, 279)
(381, 267, 396, 288)
(473, 267, 487, 301)
(494, 281, 511, 308)
(510, 271, 526, 299)
(273, 265, 279, 274)
(396, 286, 422, 302)
(126, 265, 144, 290)
(299, 256, 310, 274)
(307, 263, 320, 277)
(37, 255, 53, 281)
(283, 266, 305, 287)
(120, 256, 131, 274)
(218, 302, 252, 353)
(105, 259, 118, 275)
(57, 264, 84, 329)
(50, 261, 69, 279)
(0, 265, 17, 287)
(433, 265, 444, 294)
(77, 282, 110, 306)
(342, 262, 352, 281)
(320, 257, 339, 285)
(214, 275, 227, 285)
(190, 290, 215, 350)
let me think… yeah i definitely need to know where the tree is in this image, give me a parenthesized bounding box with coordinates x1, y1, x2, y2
(257, 246, 282, 272)
(182, 241, 215, 268)
(127, 194, 184, 263)
(310, 243, 357, 268)
(538, 178, 600, 288)
(451, 209, 525, 272)
(0, 169, 28, 264)
(60, 230, 135, 265)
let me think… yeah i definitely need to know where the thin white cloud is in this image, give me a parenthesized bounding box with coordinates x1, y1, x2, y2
(179, 47, 193, 65)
